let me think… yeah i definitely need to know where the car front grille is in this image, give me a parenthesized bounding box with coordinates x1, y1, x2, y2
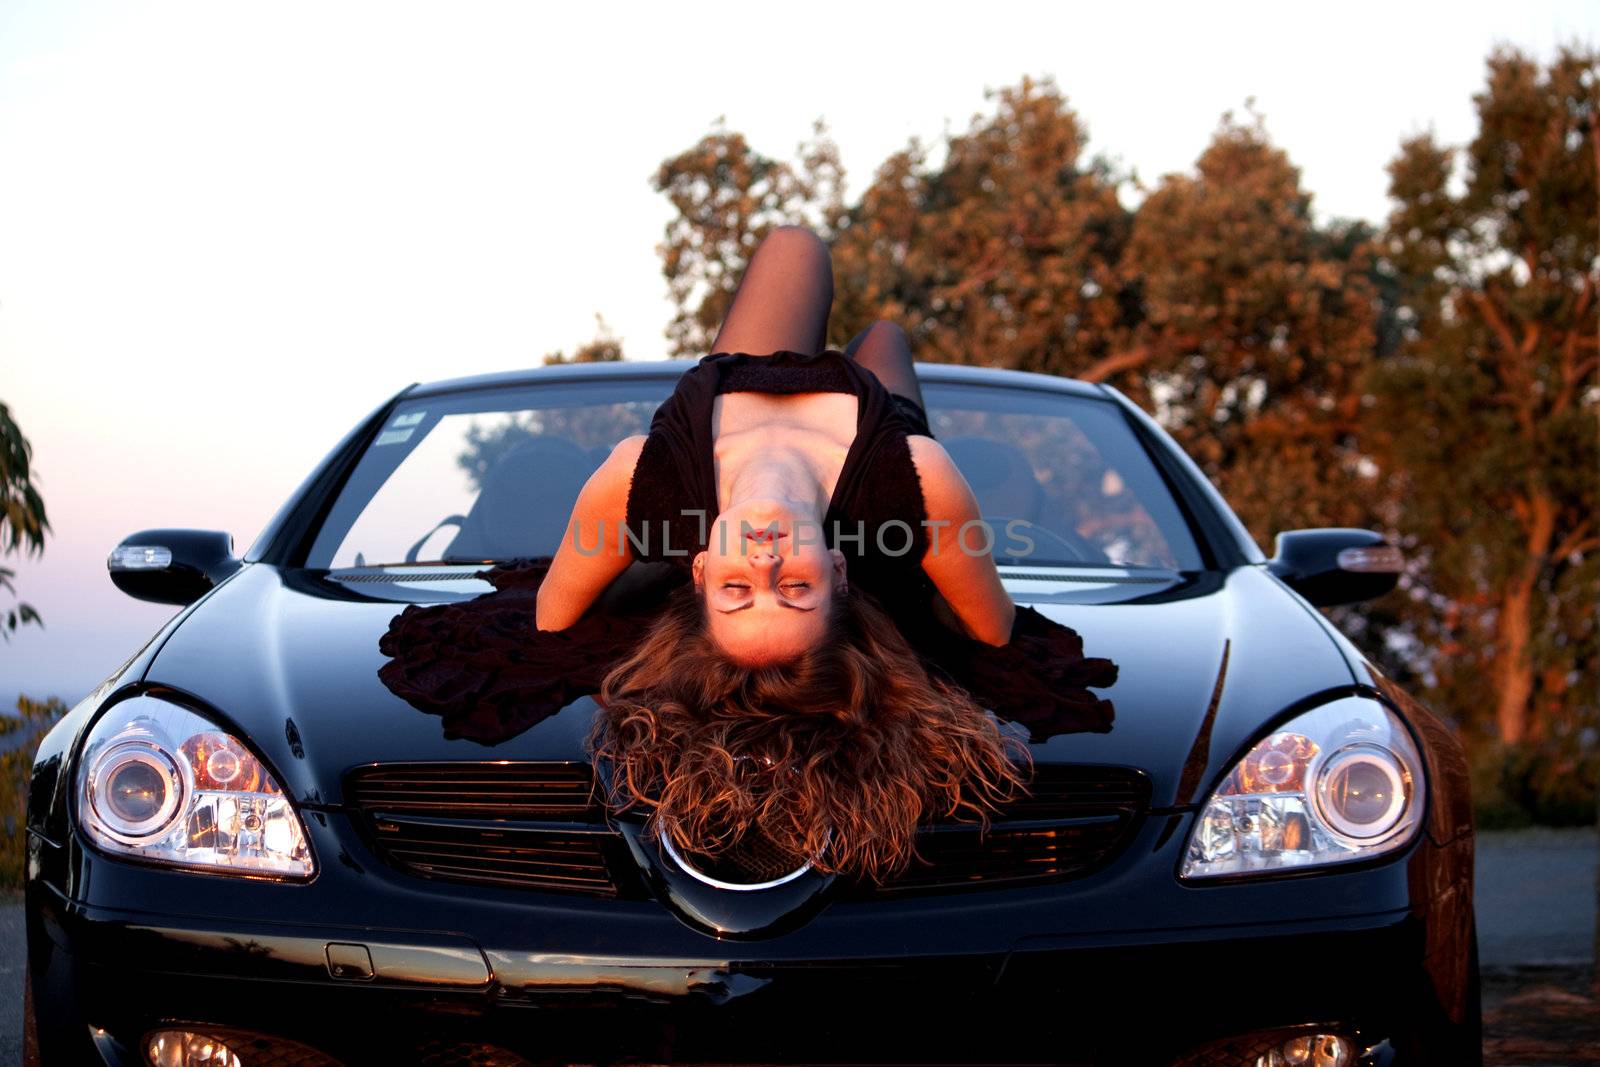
(345, 761, 600, 817)
(346, 762, 623, 897)
(346, 762, 1147, 899)
(864, 764, 1150, 894)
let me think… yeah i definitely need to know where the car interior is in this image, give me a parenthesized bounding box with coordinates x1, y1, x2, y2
(442, 435, 605, 561)
(433, 431, 1108, 565)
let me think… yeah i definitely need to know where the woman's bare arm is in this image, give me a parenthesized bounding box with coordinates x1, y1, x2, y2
(909, 436, 1016, 646)
(535, 435, 647, 631)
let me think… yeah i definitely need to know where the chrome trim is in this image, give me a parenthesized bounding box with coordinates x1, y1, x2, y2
(660, 832, 815, 892)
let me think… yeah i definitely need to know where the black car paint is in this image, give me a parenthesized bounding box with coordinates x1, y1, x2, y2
(25, 362, 1477, 1064)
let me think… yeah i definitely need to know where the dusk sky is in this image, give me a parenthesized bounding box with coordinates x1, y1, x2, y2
(3, 0, 1594, 706)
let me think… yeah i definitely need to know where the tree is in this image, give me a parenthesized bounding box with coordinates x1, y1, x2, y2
(0, 406, 60, 886)
(1120, 110, 1383, 546)
(653, 119, 843, 358)
(830, 77, 1136, 378)
(543, 315, 626, 366)
(1, 401, 49, 639)
(1365, 46, 1599, 753)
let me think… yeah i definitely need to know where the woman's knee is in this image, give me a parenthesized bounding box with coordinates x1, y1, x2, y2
(862, 320, 907, 347)
(850, 320, 910, 356)
(750, 225, 831, 273)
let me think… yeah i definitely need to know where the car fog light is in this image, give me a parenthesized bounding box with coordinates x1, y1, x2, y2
(146, 1029, 243, 1067)
(1256, 1032, 1352, 1066)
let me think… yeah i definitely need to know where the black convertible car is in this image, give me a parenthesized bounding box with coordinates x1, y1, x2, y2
(25, 361, 1478, 1066)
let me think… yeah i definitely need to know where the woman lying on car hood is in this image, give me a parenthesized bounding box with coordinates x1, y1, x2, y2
(379, 226, 1119, 884)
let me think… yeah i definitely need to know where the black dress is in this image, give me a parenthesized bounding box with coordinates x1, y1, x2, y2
(623, 349, 932, 596)
(377, 351, 1119, 745)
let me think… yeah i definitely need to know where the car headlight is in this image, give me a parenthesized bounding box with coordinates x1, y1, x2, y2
(1181, 696, 1424, 879)
(78, 693, 314, 878)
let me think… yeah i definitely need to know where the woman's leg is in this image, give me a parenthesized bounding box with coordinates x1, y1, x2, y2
(708, 226, 833, 356)
(844, 320, 926, 411)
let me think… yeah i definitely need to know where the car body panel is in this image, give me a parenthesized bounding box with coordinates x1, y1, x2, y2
(115, 558, 1358, 816)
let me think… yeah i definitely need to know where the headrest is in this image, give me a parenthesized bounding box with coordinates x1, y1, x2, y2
(942, 436, 1044, 523)
(445, 435, 600, 560)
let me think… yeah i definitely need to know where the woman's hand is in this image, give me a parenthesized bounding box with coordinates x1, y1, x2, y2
(909, 437, 1016, 647)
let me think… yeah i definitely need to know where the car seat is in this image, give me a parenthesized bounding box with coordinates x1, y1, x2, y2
(942, 436, 1045, 525)
(443, 435, 600, 561)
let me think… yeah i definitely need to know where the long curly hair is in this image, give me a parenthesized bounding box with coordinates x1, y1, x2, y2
(591, 582, 1031, 884)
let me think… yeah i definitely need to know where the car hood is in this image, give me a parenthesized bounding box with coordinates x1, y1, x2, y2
(142, 562, 1355, 809)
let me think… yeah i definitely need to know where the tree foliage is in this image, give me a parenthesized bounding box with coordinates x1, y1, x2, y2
(1364, 46, 1599, 761)
(0, 401, 49, 639)
(653, 119, 843, 358)
(1122, 111, 1382, 545)
(831, 77, 1135, 378)
(543, 315, 626, 366)
(0, 695, 67, 887)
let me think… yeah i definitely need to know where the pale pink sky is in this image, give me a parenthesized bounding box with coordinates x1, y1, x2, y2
(3, 0, 1594, 704)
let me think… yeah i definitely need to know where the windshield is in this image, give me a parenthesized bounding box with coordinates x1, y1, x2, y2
(303, 376, 1205, 571)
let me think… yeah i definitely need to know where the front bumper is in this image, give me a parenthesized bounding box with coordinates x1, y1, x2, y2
(34, 897, 1457, 1065)
(28, 802, 1475, 1065)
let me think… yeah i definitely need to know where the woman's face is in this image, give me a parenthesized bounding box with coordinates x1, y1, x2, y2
(693, 504, 846, 666)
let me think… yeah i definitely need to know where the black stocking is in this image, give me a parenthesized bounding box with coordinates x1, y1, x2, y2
(843, 320, 925, 411)
(709, 226, 833, 356)
(709, 225, 925, 412)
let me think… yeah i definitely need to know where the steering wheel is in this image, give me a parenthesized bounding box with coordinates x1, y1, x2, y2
(980, 517, 1103, 566)
(404, 515, 467, 564)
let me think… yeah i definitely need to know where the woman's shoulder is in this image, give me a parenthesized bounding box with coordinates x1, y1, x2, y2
(906, 435, 962, 499)
(604, 434, 649, 481)
(907, 433, 998, 533)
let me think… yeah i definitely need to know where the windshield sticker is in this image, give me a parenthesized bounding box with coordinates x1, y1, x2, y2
(391, 411, 425, 428)
(374, 428, 415, 447)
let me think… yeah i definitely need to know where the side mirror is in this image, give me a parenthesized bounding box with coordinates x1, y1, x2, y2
(108, 529, 241, 606)
(1266, 528, 1403, 607)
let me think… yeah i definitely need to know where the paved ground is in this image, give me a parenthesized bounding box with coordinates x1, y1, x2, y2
(1478, 827, 1600, 1067)
(0, 830, 1593, 1063)
(1477, 826, 1598, 968)
(0, 892, 19, 1066)
(1483, 965, 1600, 1066)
